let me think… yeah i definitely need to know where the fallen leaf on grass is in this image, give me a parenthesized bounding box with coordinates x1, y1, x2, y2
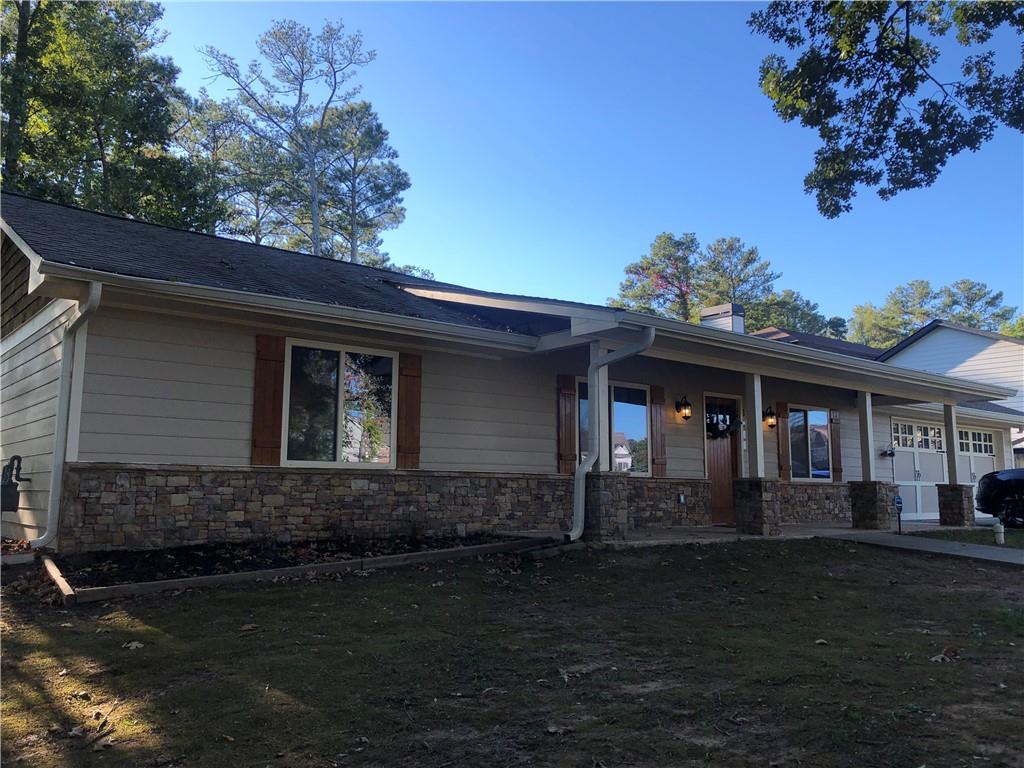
(930, 653, 951, 663)
(122, 641, 144, 650)
(57, 668, 69, 677)
(71, 690, 91, 701)
(222, 734, 235, 743)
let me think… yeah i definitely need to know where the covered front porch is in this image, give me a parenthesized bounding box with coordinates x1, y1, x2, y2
(540, 313, 1009, 540)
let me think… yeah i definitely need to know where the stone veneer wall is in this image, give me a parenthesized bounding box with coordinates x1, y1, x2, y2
(849, 481, 897, 530)
(777, 483, 851, 523)
(937, 484, 974, 527)
(584, 473, 712, 540)
(58, 464, 575, 553)
(58, 464, 858, 552)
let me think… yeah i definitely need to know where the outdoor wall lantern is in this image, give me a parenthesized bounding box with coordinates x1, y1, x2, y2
(675, 395, 693, 421)
(763, 406, 777, 429)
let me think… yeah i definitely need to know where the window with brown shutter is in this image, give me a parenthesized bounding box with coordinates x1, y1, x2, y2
(396, 353, 422, 469)
(251, 335, 285, 465)
(556, 374, 577, 474)
(650, 385, 667, 477)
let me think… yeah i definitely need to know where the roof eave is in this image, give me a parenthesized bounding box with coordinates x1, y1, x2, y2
(31, 260, 541, 352)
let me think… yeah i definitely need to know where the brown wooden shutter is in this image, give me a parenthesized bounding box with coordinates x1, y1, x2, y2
(251, 335, 286, 466)
(830, 409, 843, 482)
(776, 402, 791, 482)
(556, 375, 578, 474)
(396, 353, 422, 469)
(650, 385, 667, 477)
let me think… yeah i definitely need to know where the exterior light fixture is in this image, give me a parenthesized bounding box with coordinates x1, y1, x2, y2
(675, 395, 693, 421)
(763, 406, 777, 428)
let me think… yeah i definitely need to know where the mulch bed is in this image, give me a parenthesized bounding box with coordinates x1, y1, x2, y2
(1, 537, 31, 554)
(55, 533, 503, 588)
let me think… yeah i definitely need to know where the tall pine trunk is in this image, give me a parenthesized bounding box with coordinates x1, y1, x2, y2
(308, 158, 321, 257)
(3, 1, 34, 191)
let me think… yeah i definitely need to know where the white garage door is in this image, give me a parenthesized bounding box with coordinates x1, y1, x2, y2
(890, 421, 999, 520)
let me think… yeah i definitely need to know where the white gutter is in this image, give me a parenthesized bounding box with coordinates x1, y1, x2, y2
(31, 281, 102, 550)
(567, 327, 656, 542)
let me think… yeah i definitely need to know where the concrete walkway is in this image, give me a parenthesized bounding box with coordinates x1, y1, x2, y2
(824, 530, 1024, 566)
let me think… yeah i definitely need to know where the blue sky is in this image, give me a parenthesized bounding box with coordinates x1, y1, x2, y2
(156, 1, 1023, 321)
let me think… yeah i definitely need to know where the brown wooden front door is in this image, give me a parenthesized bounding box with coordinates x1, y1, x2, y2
(706, 396, 740, 526)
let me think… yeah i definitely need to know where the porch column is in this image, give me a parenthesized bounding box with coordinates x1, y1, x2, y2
(943, 403, 959, 485)
(938, 403, 973, 526)
(857, 391, 876, 482)
(593, 341, 611, 472)
(743, 373, 765, 478)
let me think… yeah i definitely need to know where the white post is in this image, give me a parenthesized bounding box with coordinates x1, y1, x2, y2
(744, 373, 765, 478)
(943, 403, 959, 485)
(592, 342, 611, 472)
(857, 391, 876, 482)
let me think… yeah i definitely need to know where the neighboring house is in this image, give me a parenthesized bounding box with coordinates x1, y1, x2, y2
(751, 324, 1024, 519)
(0, 193, 1016, 552)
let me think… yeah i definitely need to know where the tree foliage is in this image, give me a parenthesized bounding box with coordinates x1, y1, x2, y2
(202, 18, 374, 259)
(849, 278, 1018, 347)
(745, 289, 848, 338)
(692, 237, 781, 308)
(610, 232, 845, 337)
(608, 232, 699, 319)
(750, 1, 1024, 218)
(0, 0, 221, 229)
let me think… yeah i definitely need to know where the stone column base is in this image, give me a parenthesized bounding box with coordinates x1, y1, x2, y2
(734, 479, 781, 536)
(937, 484, 975, 527)
(849, 481, 897, 530)
(584, 472, 629, 541)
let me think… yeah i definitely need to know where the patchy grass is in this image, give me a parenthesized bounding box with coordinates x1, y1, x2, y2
(3, 539, 1023, 767)
(911, 527, 1024, 549)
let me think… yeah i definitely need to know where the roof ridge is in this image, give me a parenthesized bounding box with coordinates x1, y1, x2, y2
(0, 190, 436, 284)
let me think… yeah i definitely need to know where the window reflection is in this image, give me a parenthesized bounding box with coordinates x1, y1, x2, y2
(287, 346, 340, 462)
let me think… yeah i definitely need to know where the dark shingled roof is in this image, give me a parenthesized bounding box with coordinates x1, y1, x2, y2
(748, 326, 882, 360)
(0, 192, 565, 335)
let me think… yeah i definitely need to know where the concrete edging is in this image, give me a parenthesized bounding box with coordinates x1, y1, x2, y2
(44, 537, 559, 605)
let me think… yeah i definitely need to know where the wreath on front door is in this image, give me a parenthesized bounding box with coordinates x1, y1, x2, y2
(706, 408, 742, 440)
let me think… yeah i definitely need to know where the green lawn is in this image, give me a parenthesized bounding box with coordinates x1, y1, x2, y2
(3, 539, 1023, 767)
(912, 527, 1024, 549)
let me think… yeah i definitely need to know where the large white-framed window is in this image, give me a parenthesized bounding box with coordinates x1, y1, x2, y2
(789, 405, 832, 480)
(576, 379, 651, 476)
(281, 338, 398, 468)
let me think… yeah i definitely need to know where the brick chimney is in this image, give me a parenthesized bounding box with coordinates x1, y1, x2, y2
(699, 303, 745, 333)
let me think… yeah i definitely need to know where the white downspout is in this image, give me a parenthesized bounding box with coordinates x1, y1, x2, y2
(30, 281, 102, 550)
(567, 326, 656, 542)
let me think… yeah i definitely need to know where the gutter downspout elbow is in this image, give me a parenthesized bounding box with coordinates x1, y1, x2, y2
(567, 326, 655, 543)
(30, 281, 102, 550)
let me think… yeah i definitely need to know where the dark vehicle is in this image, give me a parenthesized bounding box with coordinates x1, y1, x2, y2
(976, 469, 1024, 528)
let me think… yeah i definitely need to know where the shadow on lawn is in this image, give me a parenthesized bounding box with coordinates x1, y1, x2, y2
(3, 540, 1024, 768)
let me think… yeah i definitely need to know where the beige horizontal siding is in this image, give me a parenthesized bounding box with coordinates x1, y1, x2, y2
(76, 309, 255, 465)
(886, 327, 1024, 415)
(0, 299, 77, 535)
(418, 352, 558, 472)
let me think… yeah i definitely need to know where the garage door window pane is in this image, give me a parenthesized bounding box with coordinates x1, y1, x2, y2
(287, 346, 340, 462)
(893, 421, 914, 448)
